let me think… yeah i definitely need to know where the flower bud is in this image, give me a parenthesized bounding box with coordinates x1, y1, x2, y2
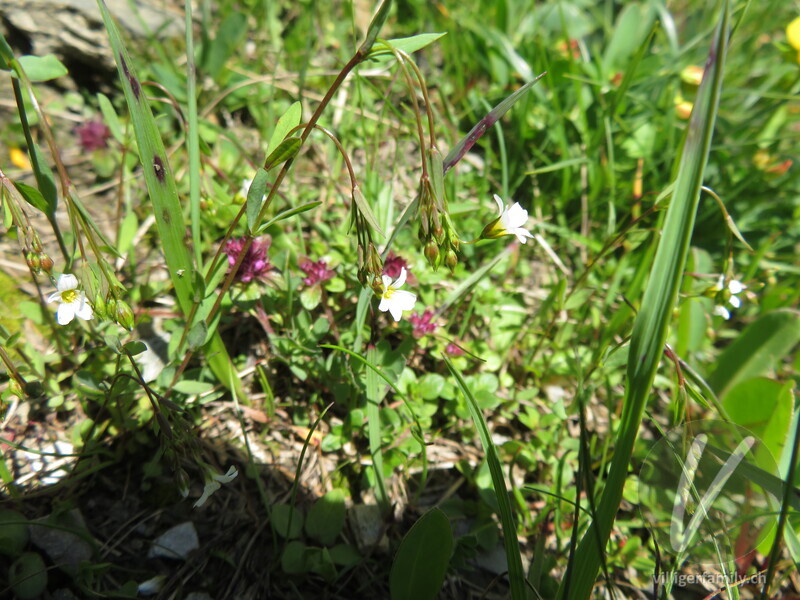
(424, 241, 438, 267)
(25, 251, 40, 272)
(116, 300, 135, 331)
(175, 468, 191, 499)
(39, 254, 53, 273)
(105, 296, 118, 321)
(445, 249, 458, 272)
(93, 293, 107, 320)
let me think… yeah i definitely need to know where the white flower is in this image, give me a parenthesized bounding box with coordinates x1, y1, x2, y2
(46, 274, 93, 325)
(482, 194, 534, 244)
(712, 275, 746, 320)
(378, 267, 417, 322)
(193, 466, 238, 508)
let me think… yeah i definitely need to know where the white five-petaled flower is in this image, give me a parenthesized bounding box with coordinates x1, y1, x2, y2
(47, 274, 93, 325)
(378, 267, 417, 322)
(193, 466, 238, 508)
(481, 194, 535, 244)
(712, 275, 746, 320)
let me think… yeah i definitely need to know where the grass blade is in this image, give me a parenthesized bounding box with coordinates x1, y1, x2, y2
(445, 356, 528, 600)
(558, 2, 731, 598)
(97, 0, 244, 397)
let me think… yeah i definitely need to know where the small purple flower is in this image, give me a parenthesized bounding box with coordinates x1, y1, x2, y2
(445, 343, 464, 356)
(223, 236, 273, 283)
(383, 252, 409, 279)
(408, 309, 437, 339)
(299, 259, 335, 286)
(75, 119, 111, 152)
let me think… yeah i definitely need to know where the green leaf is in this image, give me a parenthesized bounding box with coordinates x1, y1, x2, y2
(300, 286, 321, 311)
(708, 310, 800, 398)
(445, 357, 527, 600)
(305, 489, 346, 545)
(97, 92, 124, 144)
(389, 508, 453, 600)
(369, 33, 447, 60)
(16, 55, 67, 81)
(267, 101, 302, 156)
(723, 378, 794, 471)
(246, 168, 270, 234)
(171, 380, 214, 395)
(601, 3, 655, 77)
(187, 320, 208, 350)
(443, 72, 546, 174)
(359, 0, 392, 55)
(13, 181, 48, 214)
(30, 143, 57, 215)
(352, 186, 385, 238)
(122, 341, 147, 356)
(254, 200, 322, 236)
(272, 503, 304, 539)
(561, 4, 731, 597)
(264, 136, 302, 171)
(201, 11, 247, 80)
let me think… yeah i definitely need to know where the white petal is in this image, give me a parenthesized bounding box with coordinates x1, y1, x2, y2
(213, 466, 238, 483)
(388, 303, 403, 322)
(512, 227, 534, 244)
(379, 296, 391, 313)
(493, 194, 505, 216)
(729, 295, 741, 309)
(381, 274, 392, 290)
(395, 267, 407, 288)
(713, 305, 730, 320)
(56, 302, 77, 325)
(728, 280, 745, 294)
(74, 297, 94, 321)
(714, 275, 725, 291)
(57, 273, 78, 292)
(193, 480, 222, 508)
(505, 203, 529, 228)
(393, 290, 417, 312)
(46, 291, 61, 304)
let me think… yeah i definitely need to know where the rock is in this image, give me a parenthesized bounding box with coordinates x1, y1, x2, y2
(0, 0, 183, 75)
(148, 521, 199, 560)
(29, 509, 93, 577)
(348, 504, 385, 550)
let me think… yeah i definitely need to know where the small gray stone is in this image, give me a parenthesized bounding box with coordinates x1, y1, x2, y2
(29, 509, 93, 577)
(148, 521, 199, 560)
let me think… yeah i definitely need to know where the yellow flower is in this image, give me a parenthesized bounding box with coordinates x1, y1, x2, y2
(787, 16, 800, 51)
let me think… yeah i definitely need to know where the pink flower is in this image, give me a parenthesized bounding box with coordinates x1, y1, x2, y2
(383, 252, 409, 279)
(223, 236, 273, 283)
(299, 259, 335, 286)
(408, 309, 437, 339)
(75, 119, 111, 152)
(445, 343, 464, 356)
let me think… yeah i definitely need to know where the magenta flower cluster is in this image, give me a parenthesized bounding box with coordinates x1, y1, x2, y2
(382, 252, 409, 279)
(75, 119, 111, 152)
(223, 237, 273, 283)
(408, 309, 437, 339)
(300, 259, 335, 286)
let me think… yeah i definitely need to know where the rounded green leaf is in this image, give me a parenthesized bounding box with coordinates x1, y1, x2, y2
(390, 508, 453, 600)
(305, 489, 346, 545)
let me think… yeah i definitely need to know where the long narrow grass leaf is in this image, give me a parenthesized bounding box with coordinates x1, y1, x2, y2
(445, 356, 528, 600)
(559, 3, 731, 598)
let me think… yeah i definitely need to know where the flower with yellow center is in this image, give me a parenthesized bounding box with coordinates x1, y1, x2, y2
(481, 194, 534, 244)
(378, 267, 417, 322)
(46, 274, 93, 325)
